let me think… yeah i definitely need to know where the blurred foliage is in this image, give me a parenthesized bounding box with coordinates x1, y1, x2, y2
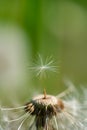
(0, 0, 87, 104)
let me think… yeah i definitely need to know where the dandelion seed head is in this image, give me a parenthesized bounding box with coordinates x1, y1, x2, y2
(1, 84, 87, 130)
(25, 92, 64, 114)
(24, 91, 65, 129)
(25, 96, 63, 115)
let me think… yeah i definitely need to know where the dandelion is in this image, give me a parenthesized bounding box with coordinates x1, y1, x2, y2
(30, 54, 58, 78)
(1, 84, 87, 130)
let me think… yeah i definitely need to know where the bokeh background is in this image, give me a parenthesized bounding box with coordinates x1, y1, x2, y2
(0, 0, 87, 106)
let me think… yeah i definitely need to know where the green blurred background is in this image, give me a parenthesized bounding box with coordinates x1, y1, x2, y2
(0, 0, 87, 105)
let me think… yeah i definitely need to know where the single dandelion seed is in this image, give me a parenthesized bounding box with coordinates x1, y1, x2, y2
(30, 54, 59, 78)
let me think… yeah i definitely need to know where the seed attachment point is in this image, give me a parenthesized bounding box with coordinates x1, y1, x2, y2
(43, 88, 47, 99)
